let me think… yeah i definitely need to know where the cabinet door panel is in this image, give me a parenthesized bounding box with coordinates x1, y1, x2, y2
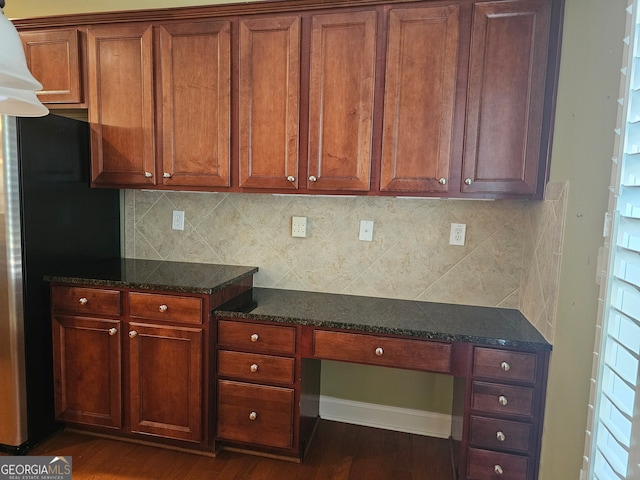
(462, 0, 550, 195)
(128, 323, 203, 442)
(308, 11, 377, 191)
(239, 16, 301, 189)
(160, 21, 231, 187)
(380, 6, 459, 193)
(88, 24, 155, 186)
(52, 316, 122, 428)
(21, 28, 82, 104)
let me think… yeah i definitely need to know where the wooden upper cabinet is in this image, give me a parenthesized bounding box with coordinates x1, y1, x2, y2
(20, 28, 83, 105)
(308, 11, 377, 192)
(159, 21, 231, 188)
(380, 5, 460, 193)
(462, 0, 551, 195)
(238, 16, 301, 190)
(88, 24, 156, 187)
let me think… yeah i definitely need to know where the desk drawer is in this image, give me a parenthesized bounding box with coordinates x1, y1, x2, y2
(129, 292, 203, 325)
(474, 347, 537, 384)
(217, 380, 294, 449)
(467, 448, 529, 480)
(471, 382, 534, 418)
(218, 320, 296, 355)
(218, 350, 295, 385)
(51, 286, 121, 317)
(313, 330, 451, 373)
(469, 415, 532, 454)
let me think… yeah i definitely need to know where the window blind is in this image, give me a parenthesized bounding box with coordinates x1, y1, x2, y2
(584, 2, 640, 479)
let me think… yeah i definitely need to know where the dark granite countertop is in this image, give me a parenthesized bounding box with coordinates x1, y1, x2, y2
(214, 288, 551, 351)
(44, 258, 258, 295)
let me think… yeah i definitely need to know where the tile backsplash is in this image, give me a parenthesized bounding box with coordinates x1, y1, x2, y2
(123, 181, 567, 342)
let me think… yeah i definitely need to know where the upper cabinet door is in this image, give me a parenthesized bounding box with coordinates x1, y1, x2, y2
(88, 24, 156, 187)
(238, 16, 301, 190)
(20, 28, 83, 105)
(380, 5, 460, 193)
(159, 21, 231, 188)
(462, 0, 551, 196)
(308, 11, 377, 192)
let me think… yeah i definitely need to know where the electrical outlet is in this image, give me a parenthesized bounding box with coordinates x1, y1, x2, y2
(292, 216, 308, 238)
(172, 210, 185, 231)
(359, 220, 374, 242)
(449, 223, 466, 246)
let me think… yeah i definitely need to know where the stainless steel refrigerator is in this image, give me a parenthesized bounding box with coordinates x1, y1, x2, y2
(0, 114, 120, 453)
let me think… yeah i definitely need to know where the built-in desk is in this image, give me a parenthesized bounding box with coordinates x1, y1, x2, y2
(213, 288, 551, 480)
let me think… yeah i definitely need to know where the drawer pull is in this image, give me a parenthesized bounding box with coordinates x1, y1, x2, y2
(108, 328, 117, 336)
(250, 333, 259, 342)
(375, 347, 384, 356)
(498, 395, 508, 406)
(78, 297, 88, 305)
(494, 464, 504, 475)
(250, 364, 259, 373)
(501, 361, 511, 372)
(129, 330, 138, 338)
(158, 304, 168, 313)
(249, 411, 257, 421)
(496, 430, 506, 442)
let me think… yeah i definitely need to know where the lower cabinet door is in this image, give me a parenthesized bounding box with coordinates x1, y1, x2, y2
(52, 315, 122, 429)
(217, 380, 294, 449)
(467, 448, 529, 480)
(128, 322, 203, 442)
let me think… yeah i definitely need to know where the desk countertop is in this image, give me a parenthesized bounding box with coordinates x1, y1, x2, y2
(44, 258, 258, 295)
(214, 288, 552, 351)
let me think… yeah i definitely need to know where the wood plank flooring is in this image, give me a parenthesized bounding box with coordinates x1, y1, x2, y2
(12, 420, 454, 480)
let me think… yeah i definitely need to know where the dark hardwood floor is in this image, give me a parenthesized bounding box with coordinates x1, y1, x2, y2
(11, 420, 454, 480)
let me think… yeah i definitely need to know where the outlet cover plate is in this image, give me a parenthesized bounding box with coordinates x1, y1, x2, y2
(359, 220, 374, 242)
(449, 223, 466, 246)
(292, 216, 308, 238)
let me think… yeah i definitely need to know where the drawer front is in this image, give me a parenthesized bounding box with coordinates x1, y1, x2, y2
(471, 382, 534, 418)
(218, 350, 295, 385)
(51, 285, 121, 317)
(218, 320, 296, 355)
(313, 330, 451, 373)
(217, 380, 294, 449)
(129, 292, 203, 325)
(474, 347, 537, 384)
(469, 415, 532, 454)
(467, 447, 529, 480)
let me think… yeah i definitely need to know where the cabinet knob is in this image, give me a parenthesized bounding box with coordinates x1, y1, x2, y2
(464, 178, 472, 185)
(287, 175, 296, 182)
(250, 333, 259, 342)
(375, 347, 384, 356)
(250, 364, 259, 373)
(144, 172, 153, 178)
(496, 431, 506, 442)
(78, 297, 88, 305)
(309, 175, 317, 182)
(501, 361, 510, 372)
(129, 330, 138, 338)
(439, 177, 447, 185)
(163, 172, 172, 179)
(494, 464, 503, 475)
(108, 328, 117, 336)
(249, 411, 257, 421)
(498, 395, 508, 406)
(159, 304, 168, 313)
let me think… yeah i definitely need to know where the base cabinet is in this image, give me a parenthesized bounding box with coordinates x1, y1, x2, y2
(49, 282, 249, 449)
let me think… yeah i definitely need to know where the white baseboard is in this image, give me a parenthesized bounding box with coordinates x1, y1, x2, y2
(319, 395, 452, 439)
